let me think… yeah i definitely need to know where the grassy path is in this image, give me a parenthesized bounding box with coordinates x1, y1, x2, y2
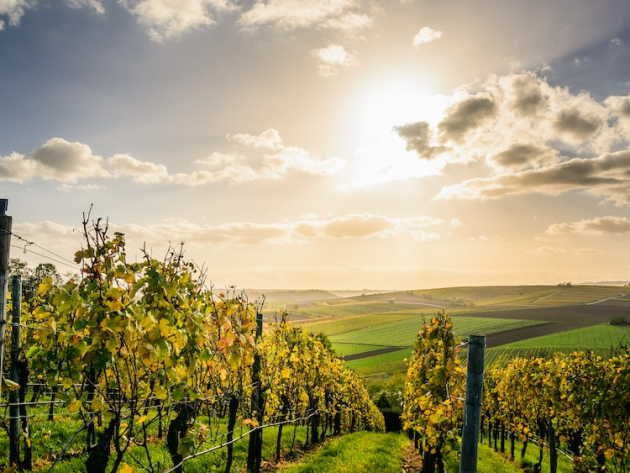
(279, 431, 408, 472)
(276, 431, 529, 473)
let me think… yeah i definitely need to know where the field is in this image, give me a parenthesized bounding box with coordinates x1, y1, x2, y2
(270, 284, 630, 376)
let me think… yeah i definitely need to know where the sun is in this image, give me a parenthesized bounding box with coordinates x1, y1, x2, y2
(341, 76, 448, 187)
(351, 76, 447, 137)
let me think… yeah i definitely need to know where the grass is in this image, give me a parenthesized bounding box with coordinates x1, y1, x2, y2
(412, 285, 627, 308)
(345, 348, 412, 370)
(506, 323, 630, 350)
(327, 316, 541, 348)
(7, 406, 310, 473)
(332, 343, 385, 356)
(300, 313, 417, 337)
(483, 324, 630, 366)
(281, 431, 406, 473)
(281, 432, 540, 473)
(476, 435, 575, 473)
(295, 302, 423, 318)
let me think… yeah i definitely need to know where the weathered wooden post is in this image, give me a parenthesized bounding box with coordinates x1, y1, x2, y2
(247, 311, 264, 472)
(460, 335, 485, 473)
(0, 199, 12, 398)
(9, 275, 22, 467)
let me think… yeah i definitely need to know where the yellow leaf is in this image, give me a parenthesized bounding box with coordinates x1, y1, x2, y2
(68, 399, 83, 413)
(119, 464, 135, 473)
(155, 384, 167, 400)
(1, 377, 20, 391)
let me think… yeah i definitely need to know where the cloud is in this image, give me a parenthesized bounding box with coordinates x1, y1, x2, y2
(552, 107, 603, 143)
(65, 0, 104, 14)
(392, 71, 630, 205)
(412, 26, 442, 47)
(438, 96, 497, 143)
(527, 246, 567, 255)
(16, 213, 447, 249)
(394, 121, 448, 160)
(311, 44, 358, 77)
(227, 129, 283, 150)
(546, 216, 630, 235)
(611, 38, 622, 46)
(119, 0, 235, 41)
(435, 150, 630, 205)
(504, 72, 546, 117)
(295, 214, 442, 240)
(489, 143, 560, 171)
(0, 0, 35, 30)
(0, 137, 111, 183)
(261, 146, 345, 176)
(398, 72, 616, 166)
(604, 95, 630, 139)
(1, 0, 105, 31)
(106, 154, 169, 183)
(239, 0, 371, 32)
(0, 130, 345, 186)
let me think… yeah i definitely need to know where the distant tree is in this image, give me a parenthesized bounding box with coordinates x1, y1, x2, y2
(8, 258, 62, 299)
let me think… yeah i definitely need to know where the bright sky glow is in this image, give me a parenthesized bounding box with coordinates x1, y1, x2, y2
(2, 0, 630, 289)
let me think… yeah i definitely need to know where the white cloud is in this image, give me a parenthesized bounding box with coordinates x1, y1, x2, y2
(106, 153, 169, 183)
(0, 0, 35, 30)
(261, 146, 345, 176)
(0, 137, 111, 185)
(65, 0, 104, 13)
(392, 71, 630, 203)
(1, 0, 106, 30)
(119, 0, 236, 41)
(227, 129, 283, 149)
(546, 216, 630, 235)
(611, 38, 622, 46)
(413, 26, 442, 47)
(16, 213, 447, 249)
(0, 130, 346, 187)
(311, 44, 358, 77)
(239, 0, 371, 33)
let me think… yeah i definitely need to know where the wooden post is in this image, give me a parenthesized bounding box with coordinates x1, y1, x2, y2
(460, 335, 485, 473)
(247, 312, 264, 473)
(9, 275, 21, 467)
(0, 199, 13, 401)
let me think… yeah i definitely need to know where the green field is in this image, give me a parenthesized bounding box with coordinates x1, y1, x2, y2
(295, 301, 424, 318)
(325, 316, 541, 350)
(299, 313, 417, 337)
(286, 285, 630, 376)
(507, 323, 630, 349)
(345, 349, 412, 370)
(412, 285, 627, 308)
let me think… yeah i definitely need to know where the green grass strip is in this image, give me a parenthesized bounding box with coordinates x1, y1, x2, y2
(282, 431, 407, 473)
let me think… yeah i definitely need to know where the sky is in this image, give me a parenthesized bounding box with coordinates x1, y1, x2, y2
(1, 0, 630, 290)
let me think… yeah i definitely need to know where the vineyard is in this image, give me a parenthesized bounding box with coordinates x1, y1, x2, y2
(2, 216, 630, 472)
(0, 219, 384, 473)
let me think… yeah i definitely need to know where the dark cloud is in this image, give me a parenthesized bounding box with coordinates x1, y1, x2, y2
(438, 96, 497, 143)
(507, 73, 545, 117)
(490, 143, 559, 170)
(394, 121, 447, 159)
(552, 108, 602, 140)
(436, 150, 630, 204)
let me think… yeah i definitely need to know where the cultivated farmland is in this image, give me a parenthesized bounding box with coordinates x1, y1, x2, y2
(266, 284, 630, 376)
